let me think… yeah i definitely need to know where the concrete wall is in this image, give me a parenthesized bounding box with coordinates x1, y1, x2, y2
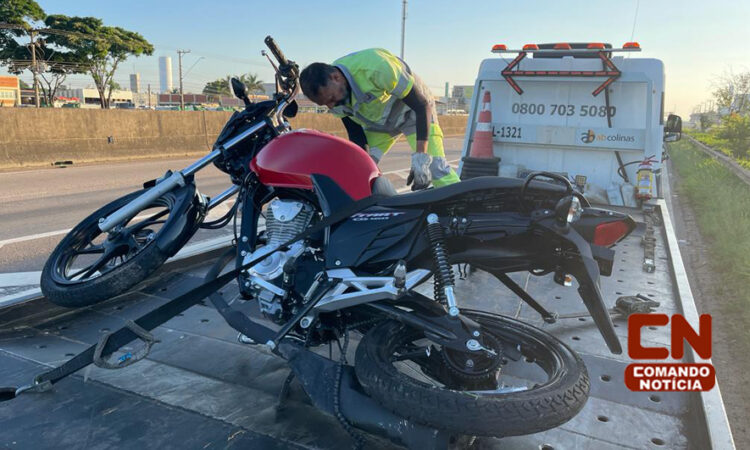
(0, 109, 467, 169)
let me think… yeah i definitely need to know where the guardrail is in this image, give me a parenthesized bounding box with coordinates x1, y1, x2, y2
(684, 135, 750, 186)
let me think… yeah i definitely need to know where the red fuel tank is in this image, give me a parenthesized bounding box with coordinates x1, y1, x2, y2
(250, 129, 380, 200)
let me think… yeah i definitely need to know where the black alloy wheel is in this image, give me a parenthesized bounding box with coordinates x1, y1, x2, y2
(41, 187, 199, 307)
(355, 310, 590, 437)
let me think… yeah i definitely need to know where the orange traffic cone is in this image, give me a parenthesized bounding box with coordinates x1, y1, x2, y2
(461, 90, 501, 180)
(469, 91, 494, 158)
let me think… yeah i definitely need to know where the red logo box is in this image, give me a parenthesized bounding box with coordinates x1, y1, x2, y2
(624, 314, 715, 392)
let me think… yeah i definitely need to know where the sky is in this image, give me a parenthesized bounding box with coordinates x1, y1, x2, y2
(5, 0, 750, 116)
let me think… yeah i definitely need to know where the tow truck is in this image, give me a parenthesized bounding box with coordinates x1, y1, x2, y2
(0, 42, 735, 449)
(457, 41, 734, 449)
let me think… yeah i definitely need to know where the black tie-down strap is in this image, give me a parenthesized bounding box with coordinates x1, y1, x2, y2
(0, 193, 384, 402)
(93, 321, 157, 369)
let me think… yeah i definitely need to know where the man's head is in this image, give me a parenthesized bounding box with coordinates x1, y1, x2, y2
(300, 63, 349, 109)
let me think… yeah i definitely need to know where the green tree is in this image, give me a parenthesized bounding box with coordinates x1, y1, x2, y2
(239, 73, 264, 94)
(699, 113, 711, 132)
(0, 0, 45, 59)
(717, 113, 750, 159)
(43, 15, 153, 108)
(712, 70, 750, 115)
(36, 52, 87, 106)
(0, 0, 46, 102)
(202, 78, 230, 99)
(202, 73, 263, 101)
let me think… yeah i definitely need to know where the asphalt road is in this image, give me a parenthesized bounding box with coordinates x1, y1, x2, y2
(0, 137, 464, 274)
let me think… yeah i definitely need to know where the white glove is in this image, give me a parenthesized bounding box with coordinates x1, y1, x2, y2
(408, 152, 432, 191)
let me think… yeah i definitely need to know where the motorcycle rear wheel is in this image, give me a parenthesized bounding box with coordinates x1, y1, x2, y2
(354, 311, 589, 437)
(41, 187, 199, 307)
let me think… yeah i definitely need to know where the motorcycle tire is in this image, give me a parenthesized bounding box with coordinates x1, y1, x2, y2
(41, 186, 201, 308)
(354, 311, 590, 437)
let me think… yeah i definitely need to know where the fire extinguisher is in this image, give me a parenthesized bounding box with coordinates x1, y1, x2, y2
(636, 156, 657, 200)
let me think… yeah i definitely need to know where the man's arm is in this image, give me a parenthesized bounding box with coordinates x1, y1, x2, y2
(341, 117, 368, 151)
(402, 88, 430, 153)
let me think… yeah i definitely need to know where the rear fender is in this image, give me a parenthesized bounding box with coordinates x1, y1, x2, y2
(557, 226, 622, 354)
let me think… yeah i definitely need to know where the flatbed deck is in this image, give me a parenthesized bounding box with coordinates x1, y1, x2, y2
(0, 174, 733, 449)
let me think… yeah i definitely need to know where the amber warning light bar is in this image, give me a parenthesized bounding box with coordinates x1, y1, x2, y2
(491, 42, 642, 54)
(490, 42, 642, 96)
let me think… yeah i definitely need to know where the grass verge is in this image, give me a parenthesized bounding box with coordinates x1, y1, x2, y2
(688, 130, 750, 170)
(668, 139, 750, 347)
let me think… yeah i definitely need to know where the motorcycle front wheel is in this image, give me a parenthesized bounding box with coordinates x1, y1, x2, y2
(355, 310, 590, 437)
(41, 185, 201, 307)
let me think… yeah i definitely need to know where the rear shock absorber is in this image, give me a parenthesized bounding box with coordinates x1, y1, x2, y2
(426, 214, 459, 317)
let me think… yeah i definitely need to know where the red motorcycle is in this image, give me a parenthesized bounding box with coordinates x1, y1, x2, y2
(37, 37, 636, 438)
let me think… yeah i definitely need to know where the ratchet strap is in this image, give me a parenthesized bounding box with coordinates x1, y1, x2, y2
(0, 193, 385, 402)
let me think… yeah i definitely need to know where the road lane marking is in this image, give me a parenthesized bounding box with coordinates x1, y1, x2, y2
(0, 229, 73, 246)
(0, 271, 42, 287)
(0, 181, 436, 308)
(0, 158, 462, 246)
(0, 233, 235, 308)
(0, 203, 234, 246)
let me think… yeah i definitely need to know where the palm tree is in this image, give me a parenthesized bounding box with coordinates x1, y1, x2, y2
(239, 73, 264, 95)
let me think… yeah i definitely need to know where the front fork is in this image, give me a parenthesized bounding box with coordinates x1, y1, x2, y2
(236, 181, 269, 297)
(97, 121, 267, 233)
(98, 149, 223, 232)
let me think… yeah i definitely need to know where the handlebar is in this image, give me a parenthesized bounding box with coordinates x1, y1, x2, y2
(264, 35, 289, 67)
(258, 36, 300, 128)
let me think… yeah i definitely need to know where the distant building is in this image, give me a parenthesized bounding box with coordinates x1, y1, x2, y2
(132, 92, 158, 108)
(446, 85, 474, 113)
(261, 82, 275, 94)
(688, 111, 720, 129)
(158, 93, 208, 108)
(296, 96, 327, 113)
(159, 57, 173, 93)
(20, 89, 37, 106)
(57, 88, 134, 108)
(0, 75, 20, 107)
(156, 93, 269, 108)
(130, 73, 141, 93)
(452, 85, 474, 100)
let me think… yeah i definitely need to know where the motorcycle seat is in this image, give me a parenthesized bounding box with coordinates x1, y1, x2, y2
(376, 176, 566, 207)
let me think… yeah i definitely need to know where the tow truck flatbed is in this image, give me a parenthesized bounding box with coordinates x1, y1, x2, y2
(0, 165, 733, 449)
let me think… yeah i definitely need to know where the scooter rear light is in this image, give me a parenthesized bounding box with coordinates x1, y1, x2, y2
(594, 220, 631, 247)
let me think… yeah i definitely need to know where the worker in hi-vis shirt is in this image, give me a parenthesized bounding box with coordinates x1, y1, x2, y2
(300, 48, 460, 190)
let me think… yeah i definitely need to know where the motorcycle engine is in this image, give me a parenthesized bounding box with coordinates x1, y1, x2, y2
(241, 199, 318, 322)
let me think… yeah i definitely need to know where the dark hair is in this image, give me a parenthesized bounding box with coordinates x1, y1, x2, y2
(300, 62, 337, 99)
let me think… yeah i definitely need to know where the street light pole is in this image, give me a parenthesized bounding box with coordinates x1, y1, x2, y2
(177, 49, 190, 110)
(30, 30, 40, 108)
(400, 0, 407, 59)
